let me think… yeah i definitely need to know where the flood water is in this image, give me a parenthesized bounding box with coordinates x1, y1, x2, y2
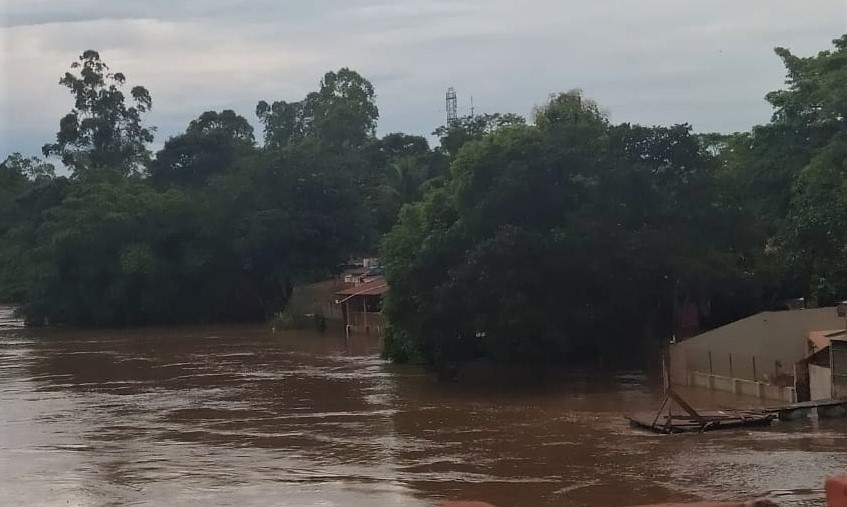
(1, 306, 846, 507)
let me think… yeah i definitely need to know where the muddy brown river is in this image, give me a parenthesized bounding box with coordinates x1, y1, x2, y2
(1, 307, 846, 507)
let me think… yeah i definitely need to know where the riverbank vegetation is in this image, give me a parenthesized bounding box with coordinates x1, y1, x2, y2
(0, 50, 447, 326)
(381, 33, 847, 369)
(1, 35, 846, 373)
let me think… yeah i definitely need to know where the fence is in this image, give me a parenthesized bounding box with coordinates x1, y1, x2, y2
(671, 346, 797, 402)
(288, 279, 346, 321)
(346, 311, 383, 328)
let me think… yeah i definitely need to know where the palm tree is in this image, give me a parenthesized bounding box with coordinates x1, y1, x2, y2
(383, 155, 447, 202)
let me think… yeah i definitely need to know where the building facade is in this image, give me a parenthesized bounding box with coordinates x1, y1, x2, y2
(669, 307, 846, 402)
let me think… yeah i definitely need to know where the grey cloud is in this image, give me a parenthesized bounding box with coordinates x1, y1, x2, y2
(1, 0, 364, 27)
(1, 0, 845, 159)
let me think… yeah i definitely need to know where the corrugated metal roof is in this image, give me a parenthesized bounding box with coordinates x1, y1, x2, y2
(807, 329, 847, 357)
(335, 277, 388, 297)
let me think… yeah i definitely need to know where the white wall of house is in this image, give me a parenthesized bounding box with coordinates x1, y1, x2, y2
(809, 364, 832, 400)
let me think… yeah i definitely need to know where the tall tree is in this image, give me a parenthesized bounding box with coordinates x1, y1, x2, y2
(42, 50, 154, 179)
(760, 34, 847, 304)
(150, 110, 256, 187)
(257, 68, 378, 149)
(767, 34, 847, 135)
(309, 68, 379, 147)
(255, 99, 310, 150)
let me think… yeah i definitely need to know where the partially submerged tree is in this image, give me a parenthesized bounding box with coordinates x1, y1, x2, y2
(6, 56, 374, 326)
(382, 91, 756, 373)
(4, 34, 847, 371)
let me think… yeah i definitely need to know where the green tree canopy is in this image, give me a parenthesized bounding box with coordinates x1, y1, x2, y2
(5, 35, 847, 379)
(753, 34, 847, 305)
(150, 110, 256, 187)
(432, 113, 526, 158)
(4, 57, 376, 326)
(382, 91, 754, 373)
(257, 68, 378, 149)
(42, 50, 154, 179)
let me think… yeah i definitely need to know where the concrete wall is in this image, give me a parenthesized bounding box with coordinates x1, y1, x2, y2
(810, 364, 832, 401)
(688, 371, 797, 402)
(671, 307, 844, 383)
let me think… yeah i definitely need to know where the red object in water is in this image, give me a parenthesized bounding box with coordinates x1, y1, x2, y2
(442, 504, 768, 507)
(827, 476, 847, 507)
(440, 477, 847, 507)
(629, 502, 780, 507)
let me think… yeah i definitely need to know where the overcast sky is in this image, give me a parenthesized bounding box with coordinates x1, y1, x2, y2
(1, 0, 845, 159)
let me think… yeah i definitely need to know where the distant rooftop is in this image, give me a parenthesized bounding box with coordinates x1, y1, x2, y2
(335, 276, 388, 297)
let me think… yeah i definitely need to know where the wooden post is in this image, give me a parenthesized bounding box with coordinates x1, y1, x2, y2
(708, 351, 713, 375)
(831, 343, 836, 399)
(652, 395, 669, 427)
(752, 356, 758, 382)
(667, 396, 672, 428)
(729, 353, 734, 378)
(362, 296, 368, 335)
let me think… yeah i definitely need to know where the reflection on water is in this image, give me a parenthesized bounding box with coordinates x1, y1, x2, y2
(1, 305, 845, 507)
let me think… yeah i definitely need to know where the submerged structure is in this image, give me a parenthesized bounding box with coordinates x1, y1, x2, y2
(627, 356, 775, 434)
(334, 276, 387, 336)
(669, 306, 847, 402)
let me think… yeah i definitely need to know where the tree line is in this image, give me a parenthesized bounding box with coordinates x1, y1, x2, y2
(1, 34, 846, 375)
(0, 50, 446, 326)
(379, 34, 847, 372)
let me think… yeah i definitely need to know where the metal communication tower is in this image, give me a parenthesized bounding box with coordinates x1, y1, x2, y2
(446, 87, 458, 122)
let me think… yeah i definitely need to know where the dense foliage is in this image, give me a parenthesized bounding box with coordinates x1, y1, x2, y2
(0, 51, 446, 325)
(2, 34, 847, 377)
(381, 34, 847, 372)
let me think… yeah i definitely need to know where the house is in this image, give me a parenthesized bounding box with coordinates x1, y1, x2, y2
(801, 330, 847, 401)
(669, 307, 846, 402)
(334, 276, 388, 335)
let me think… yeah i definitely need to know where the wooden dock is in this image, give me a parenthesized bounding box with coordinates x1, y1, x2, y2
(628, 353, 847, 434)
(628, 398, 847, 434)
(627, 410, 774, 434)
(626, 387, 777, 434)
(763, 398, 847, 420)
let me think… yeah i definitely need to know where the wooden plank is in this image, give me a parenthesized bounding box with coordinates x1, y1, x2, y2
(627, 412, 774, 434)
(772, 398, 847, 411)
(666, 388, 707, 425)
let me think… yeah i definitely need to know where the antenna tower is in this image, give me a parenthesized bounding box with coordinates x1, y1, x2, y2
(446, 87, 458, 122)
